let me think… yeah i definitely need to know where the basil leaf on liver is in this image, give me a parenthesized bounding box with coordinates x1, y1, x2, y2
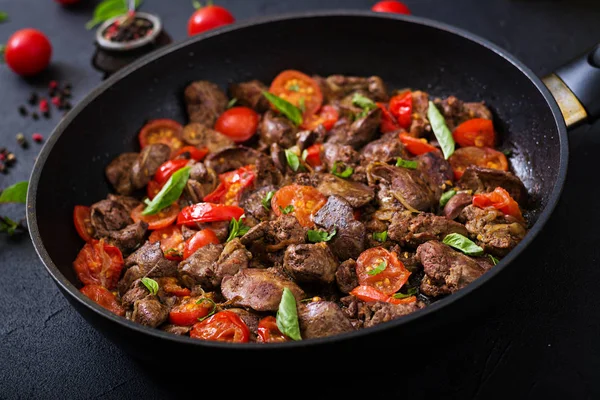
(141, 277, 159, 295)
(142, 166, 190, 216)
(276, 287, 302, 341)
(427, 101, 455, 159)
(262, 91, 303, 126)
(443, 233, 484, 256)
(307, 228, 336, 243)
(439, 190, 457, 207)
(395, 157, 418, 169)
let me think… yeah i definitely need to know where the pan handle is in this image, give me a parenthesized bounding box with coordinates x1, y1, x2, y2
(543, 44, 600, 128)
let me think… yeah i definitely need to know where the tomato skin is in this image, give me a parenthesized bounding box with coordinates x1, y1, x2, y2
(138, 119, 184, 151)
(271, 184, 327, 227)
(149, 225, 185, 261)
(73, 205, 94, 242)
(257, 316, 288, 343)
(303, 144, 323, 167)
(131, 203, 180, 230)
(204, 165, 256, 205)
(389, 92, 413, 129)
(187, 5, 235, 36)
(147, 180, 163, 200)
(448, 146, 508, 180)
(159, 277, 191, 297)
(177, 203, 245, 225)
(73, 240, 124, 290)
(169, 297, 213, 326)
(356, 247, 411, 296)
(372, 0, 411, 14)
(154, 159, 189, 185)
(453, 118, 496, 148)
(300, 105, 339, 131)
(377, 102, 401, 133)
(350, 285, 416, 305)
(80, 285, 125, 316)
(183, 229, 220, 259)
(269, 70, 323, 117)
(4, 29, 52, 76)
(473, 186, 523, 221)
(173, 146, 209, 161)
(190, 311, 250, 343)
(399, 133, 437, 155)
(214, 107, 260, 143)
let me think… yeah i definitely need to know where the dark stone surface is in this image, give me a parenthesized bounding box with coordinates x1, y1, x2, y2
(1, 0, 600, 398)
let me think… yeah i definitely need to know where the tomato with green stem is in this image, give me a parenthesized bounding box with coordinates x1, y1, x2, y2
(187, 1, 235, 36)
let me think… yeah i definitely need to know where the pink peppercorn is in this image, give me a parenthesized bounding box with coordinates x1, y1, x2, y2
(51, 96, 61, 106)
(39, 99, 49, 113)
(0, 153, 5, 161)
(32, 133, 43, 143)
(49, 80, 58, 90)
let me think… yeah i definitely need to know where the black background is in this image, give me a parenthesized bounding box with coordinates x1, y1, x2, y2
(2, 0, 600, 399)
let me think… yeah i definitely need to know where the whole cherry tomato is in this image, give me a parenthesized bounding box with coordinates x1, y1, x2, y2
(371, 1, 411, 14)
(187, 4, 235, 36)
(214, 106, 260, 143)
(3, 29, 52, 76)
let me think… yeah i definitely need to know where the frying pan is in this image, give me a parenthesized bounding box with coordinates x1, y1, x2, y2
(26, 11, 599, 363)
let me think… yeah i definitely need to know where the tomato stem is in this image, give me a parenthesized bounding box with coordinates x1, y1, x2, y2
(192, 0, 202, 9)
(0, 44, 5, 63)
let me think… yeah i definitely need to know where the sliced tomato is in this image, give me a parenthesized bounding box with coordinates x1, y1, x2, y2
(355, 247, 411, 296)
(453, 118, 495, 148)
(214, 106, 260, 143)
(173, 146, 209, 161)
(300, 105, 339, 131)
(269, 70, 323, 117)
(350, 285, 416, 305)
(177, 203, 245, 226)
(73, 239, 124, 290)
(149, 225, 185, 261)
(377, 102, 401, 133)
(473, 186, 523, 221)
(80, 284, 125, 316)
(257, 316, 288, 343)
(190, 310, 250, 343)
(147, 180, 163, 200)
(389, 91, 413, 129)
(159, 277, 191, 297)
(131, 203, 180, 230)
(448, 146, 508, 180)
(271, 184, 327, 227)
(399, 132, 437, 155)
(203, 165, 256, 205)
(73, 205, 94, 242)
(154, 159, 190, 185)
(183, 229, 220, 259)
(303, 144, 323, 167)
(169, 297, 214, 326)
(138, 119, 184, 152)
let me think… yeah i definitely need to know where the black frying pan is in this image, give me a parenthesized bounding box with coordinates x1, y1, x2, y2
(26, 11, 599, 363)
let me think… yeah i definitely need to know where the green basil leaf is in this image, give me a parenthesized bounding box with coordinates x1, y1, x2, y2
(262, 91, 303, 126)
(142, 166, 190, 215)
(301, 149, 308, 161)
(227, 216, 250, 242)
(488, 254, 500, 265)
(0, 216, 21, 236)
(196, 298, 217, 322)
(276, 287, 301, 341)
(262, 190, 275, 211)
(331, 161, 353, 178)
(367, 260, 387, 276)
(0, 181, 28, 204)
(373, 231, 388, 243)
(439, 190, 457, 207)
(352, 93, 377, 111)
(280, 205, 294, 215)
(307, 228, 336, 243)
(392, 287, 417, 299)
(86, 0, 143, 30)
(285, 149, 301, 172)
(442, 233, 484, 256)
(0, 11, 8, 22)
(395, 157, 418, 169)
(141, 277, 159, 295)
(227, 98, 238, 109)
(427, 101, 455, 159)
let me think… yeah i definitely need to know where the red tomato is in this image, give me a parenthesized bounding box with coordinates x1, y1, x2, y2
(4, 29, 52, 76)
(138, 119, 184, 152)
(190, 311, 250, 343)
(452, 118, 496, 148)
(80, 285, 125, 316)
(377, 102, 401, 133)
(473, 186, 523, 221)
(271, 184, 327, 227)
(303, 144, 323, 167)
(214, 107, 260, 143)
(187, 5, 235, 36)
(257, 316, 288, 343)
(399, 133, 437, 155)
(350, 285, 417, 305)
(173, 146, 209, 161)
(154, 159, 189, 185)
(131, 203, 180, 230)
(203, 165, 256, 205)
(269, 70, 323, 117)
(149, 225, 185, 261)
(55, 0, 80, 4)
(73, 240, 124, 290)
(159, 277, 191, 297)
(73, 205, 94, 242)
(147, 180, 163, 200)
(183, 229, 220, 259)
(177, 203, 245, 226)
(389, 91, 413, 129)
(300, 105, 339, 131)
(169, 297, 214, 326)
(372, 1, 411, 14)
(448, 146, 508, 180)
(355, 247, 411, 296)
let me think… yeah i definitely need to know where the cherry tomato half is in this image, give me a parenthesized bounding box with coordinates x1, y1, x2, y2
(203, 165, 256, 205)
(187, 5, 235, 36)
(389, 91, 413, 129)
(377, 102, 401, 133)
(372, 1, 411, 14)
(183, 229, 220, 259)
(149, 225, 185, 261)
(300, 105, 339, 131)
(138, 119, 184, 152)
(73, 205, 94, 242)
(147, 180, 163, 200)
(473, 186, 523, 221)
(4, 29, 52, 76)
(399, 133, 437, 155)
(271, 184, 327, 228)
(269, 70, 323, 117)
(190, 310, 250, 343)
(158, 277, 191, 297)
(169, 297, 214, 326)
(350, 285, 417, 305)
(448, 146, 508, 180)
(173, 146, 209, 161)
(80, 284, 125, 316)
(131, 203, 180, 230)
(356, 247, 411, 296)
(257, 316, 288, 343)
(214, 106, 260, 143)
(73, 240, 124, 290)
(452, 118, 496, 148)
(303, 144, 323, 167)
(154, 159, 189, 185)
(177, 203, 245, 226)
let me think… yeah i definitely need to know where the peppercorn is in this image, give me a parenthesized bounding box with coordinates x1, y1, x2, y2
(39, 99, 49, 113)
(49, 80, 58, 90)
(0, 163, 6, 174)
(18, 105, 28, 117)
(5, 153, 16, 166)
(32, 133, 43, 143)
(28, 92, 39, 106)
(62, 87, 72, 98)
(43, 111, 51, 119)
(51, 96, 61, 107)
(32, 112, 39, 120)
(63, 101, 72, 110)
(16, 133, 28, 148)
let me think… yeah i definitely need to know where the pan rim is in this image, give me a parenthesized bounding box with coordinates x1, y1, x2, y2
(26, 10, 569, 351)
